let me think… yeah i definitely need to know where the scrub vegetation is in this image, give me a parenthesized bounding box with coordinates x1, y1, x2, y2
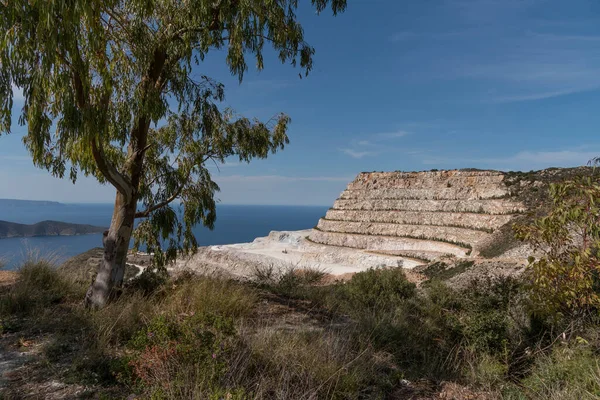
(2, 255, 600, 398)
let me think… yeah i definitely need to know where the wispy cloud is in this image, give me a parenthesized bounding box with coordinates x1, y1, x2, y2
(389, 31, 466, 43)
(212, 174, 351, 205)
(208, 161, 244, 170)
(0, 155, 30, 162)
(423, 148, 599, 171)
(451, 33, 600, 102)
(340, 148, 377, 159)
(389, 1, 600, 102)
(216, 175, 353, 183)
(490, 88, 598, 103)
(376, 130, 409, 139)
(479, 149, 599, 170)
(340, 130, 410, 158)
(389, 31, 418, 42)
(448, 0, 539, 25)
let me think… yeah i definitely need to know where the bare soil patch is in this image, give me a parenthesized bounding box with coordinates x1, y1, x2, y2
(0, 271, 17, 286)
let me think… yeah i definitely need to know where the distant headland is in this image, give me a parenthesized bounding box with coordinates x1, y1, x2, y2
(0, 199, 65, 207)
(0, 220, 106, 239)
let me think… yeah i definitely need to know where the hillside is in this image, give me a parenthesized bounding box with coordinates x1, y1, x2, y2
(1, 167, 598, 399)
(0, 220, 106, 239)
(174, 167, 595, 284)
(0, 199, 64, 208)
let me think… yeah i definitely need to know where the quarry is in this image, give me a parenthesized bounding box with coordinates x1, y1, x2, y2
(173, 169, 553, 281)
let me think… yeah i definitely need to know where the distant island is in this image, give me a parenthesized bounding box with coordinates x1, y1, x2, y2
(0, 220, 106, 239)
(0, 199, 65, 207)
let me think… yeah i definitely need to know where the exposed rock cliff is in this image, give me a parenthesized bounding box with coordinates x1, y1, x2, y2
(309, 170, 525, 260)
(164, 168, 597, 281)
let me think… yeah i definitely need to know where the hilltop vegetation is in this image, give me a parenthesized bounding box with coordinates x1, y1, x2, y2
(477, 166, 597, 259)
(0, 220, 106, 239)
(0, 170, 598, 398)
(1, 257, 599, 398)
(0, 199, 64, 208)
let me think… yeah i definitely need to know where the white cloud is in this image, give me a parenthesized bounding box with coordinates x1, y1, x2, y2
(376, 130, 410, 139)
(213, 174, 351, 205)
(445, 31, 600, 102)
(491, 88, 599, 103)
(340, 148, 377, 159)
(207, 161, 244, 171)
(0, 154, 30, 162)
(389, 31, 466, 43)
(422, 148, 600, 171)
(0, 171, 114, 203)
(391, 2, 600, 102)
(216, 175, 353, 183)
(448, 0, 539, 25)
(340, 130, 410, 158)
(0, 170, 352, 206)
(389, 31, 418, 42)
(479, 150, 599, 170)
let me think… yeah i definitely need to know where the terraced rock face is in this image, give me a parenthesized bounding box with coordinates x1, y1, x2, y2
(309, 170, 525, 261)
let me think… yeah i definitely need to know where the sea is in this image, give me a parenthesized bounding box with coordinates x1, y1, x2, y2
(0, 202, 328, 270)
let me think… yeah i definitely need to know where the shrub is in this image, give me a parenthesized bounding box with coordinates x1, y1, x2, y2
(126, 266, 169, 296)
(252, 264, 277, 283)
(253, 265, 328, 297)
(0, 261, 83, 316)
(159, 276, 258, 319)
(421, 260, 475, 281)
(337, 268, 416, 313)
(516, 342, 600, 399)
(125, 313, 238, 398)
(241, 327, 398, 399)
(515, 176, 600, 319)
(354, 277, 528, 380)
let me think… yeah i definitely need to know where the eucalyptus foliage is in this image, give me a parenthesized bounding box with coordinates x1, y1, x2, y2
(515, 176, 600, 318)
(0, 0, 346, 271)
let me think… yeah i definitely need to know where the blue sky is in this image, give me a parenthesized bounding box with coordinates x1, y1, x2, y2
(2, 0, 600, 205)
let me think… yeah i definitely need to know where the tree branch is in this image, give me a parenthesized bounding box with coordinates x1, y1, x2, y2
(91, 138, 134, 202)
(135, 169, 192, 218)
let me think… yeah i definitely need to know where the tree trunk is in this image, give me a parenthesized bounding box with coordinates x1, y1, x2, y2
(85, 191, 136, 308)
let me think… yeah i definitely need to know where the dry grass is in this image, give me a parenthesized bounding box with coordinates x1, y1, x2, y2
(1, 259, 600, 399)
(0, 270, 17, 286)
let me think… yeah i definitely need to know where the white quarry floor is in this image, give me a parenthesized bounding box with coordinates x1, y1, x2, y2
(176, 229, 424, 279)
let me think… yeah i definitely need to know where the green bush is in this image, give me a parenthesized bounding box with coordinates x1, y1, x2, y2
(126, 266, 169, 295)
(243, 328, 399, 399)
(346, 277, 528, 380)
(123, 313, 238, 397)
(515, 342, 600, 399)
(0, 261, 83, 316)
(5, 254, 600, 399)
(337, 268, 416, 313)
(253, 265, 327, 297)
(421, 260, 475, 281)
(515, 176, 600, 319)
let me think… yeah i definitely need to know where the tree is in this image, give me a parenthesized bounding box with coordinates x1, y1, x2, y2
(515, 176, 600, 319)
(0, 0, 346, 308)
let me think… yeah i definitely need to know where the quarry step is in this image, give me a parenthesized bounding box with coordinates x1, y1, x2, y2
(347, 170, 506, 191)
(363, 249, 445, 263)
(339, 187, 510, 201)
(316, 219, 489, 246)
(309, 230, 470, 257)
(324, 209, 512, 231)
(333, 198, 524, 214)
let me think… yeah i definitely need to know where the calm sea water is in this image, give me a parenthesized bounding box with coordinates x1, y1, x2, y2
(0, 203, 327, 269)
